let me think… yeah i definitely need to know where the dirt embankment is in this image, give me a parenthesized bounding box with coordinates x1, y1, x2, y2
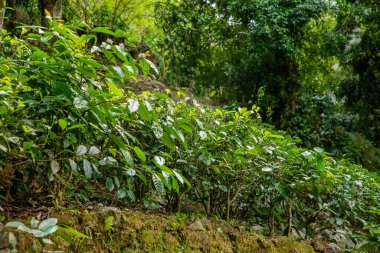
(0, 207, 334, 253)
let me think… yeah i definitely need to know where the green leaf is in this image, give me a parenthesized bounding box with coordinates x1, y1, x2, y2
(51, 160, 60, 174)
(88, 146, 101, 155)
(173, 170, 184, 184)
(152, 122, 163, 139)
(0, 144, 8, 152)
(69, 159, 77, 171)
(107, 80, 124, 97)
(105, 177, 114, 192)
(161, 132, 176, 151)
(117, 188, 126, 198)
(110, 135, 127, 150)
(152, 174, 165, 194)
(83, 159, 92, 178)
(92, 27, 115, 35)
(133, 146, 146, 162)
(59, 225, 88, 238)
(0, 106, 8, 114)
(154, 156, 165, 166)
(112, 66, 125, 78)
(121, 149, 134, 164)
(58, 119, 68, 130)
(78, 57, 103, 69)
(6, 221, 25, 228)
(128, 99, 139, 113)
(76, 145, 87, 156)
(23, 141, 33, 150)
(39, 218, 58, 230)
(138, 103, 152, 121)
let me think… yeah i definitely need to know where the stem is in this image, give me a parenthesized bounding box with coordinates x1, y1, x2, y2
(226, 186, 231, 222)
(287, 202, 292, 237)
(269, 204, 275, 238)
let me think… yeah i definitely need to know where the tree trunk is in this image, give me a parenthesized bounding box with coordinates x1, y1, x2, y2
(287, 202, 292, 237)
(226, 187, 231, 222)
(0, 0, 5, 31)
(39, 0, 62, 26)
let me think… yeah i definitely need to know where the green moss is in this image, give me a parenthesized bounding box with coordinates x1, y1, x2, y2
(6, 209, 317, 253)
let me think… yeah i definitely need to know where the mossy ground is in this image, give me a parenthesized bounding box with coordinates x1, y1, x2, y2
(2, 208, 320, 253)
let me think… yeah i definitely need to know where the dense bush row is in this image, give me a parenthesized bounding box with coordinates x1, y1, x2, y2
(0, 22, 379, 248)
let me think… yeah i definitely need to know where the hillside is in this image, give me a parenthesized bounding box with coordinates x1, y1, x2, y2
(0, 21, 379, 252)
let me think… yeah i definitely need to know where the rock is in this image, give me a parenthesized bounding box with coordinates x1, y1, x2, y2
(321, 229, 333, 238)
(97, 206, 123, 224)
(331, 232, 355, 250)
(0, 231, 7, 251)
(250, 225, 264, 234)
(328, 243, 342, 253)
(290, 228, 306, 239)
(312, 239, 325, 252)
(188, 220, 205, 231)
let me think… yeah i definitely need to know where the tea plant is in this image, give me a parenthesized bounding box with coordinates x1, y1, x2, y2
(0, 21, 379, 249)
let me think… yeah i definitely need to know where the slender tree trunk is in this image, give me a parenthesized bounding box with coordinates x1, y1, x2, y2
(0, 0, 5, 31)
(226, 187, 231, 222)
(287, 202, 292, 237)
(268, 204, 275, 238)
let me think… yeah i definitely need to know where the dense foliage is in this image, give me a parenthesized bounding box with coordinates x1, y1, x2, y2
(0, 21, 379, 250)
(156, 0, 380, 171)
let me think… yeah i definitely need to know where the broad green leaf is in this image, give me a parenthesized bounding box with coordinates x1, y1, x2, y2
(78, 57, 103, 68)
(31, 229, 46, 237)
(152, 174, 165, 194)
(125, 168, 136, 177)
(0, 144, 8, 152)
(128, 99, 139, 113)
(83, 159, 92, 178)
(59, 119, 68, 130)
(110, 134, 127, 150)
(112, 66, 125, 78)
(127, 190, 136, 202)
(88, 146, 101, 155)
(42, 225, 59, 235)
(152, 122, 163, 139)
(0, 106, 7, 114)
(154, 156, 165, 166)
(161, 132, 176, 151)
(76, 145, 87, 156)
(69, 159, 77, 171)
(6, 221, 25, 228)
(117, 188, 126, 198)
(105, 177, 114, 192)
(107, 80, 123, 96)
(173, 170, 184, 184)
(39, 218, 58, 230)
(133, 146, 146, 162)
(23, 141, 33, 150)
(121, 149, 133, 164)
(51, 160, 60, 174)
(138, 103, 151, 121)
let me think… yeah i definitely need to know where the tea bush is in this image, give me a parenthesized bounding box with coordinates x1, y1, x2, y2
(0, 22, 379, 244)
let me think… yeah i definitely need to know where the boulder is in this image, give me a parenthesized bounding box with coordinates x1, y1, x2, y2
(188, 220, 205, 231)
